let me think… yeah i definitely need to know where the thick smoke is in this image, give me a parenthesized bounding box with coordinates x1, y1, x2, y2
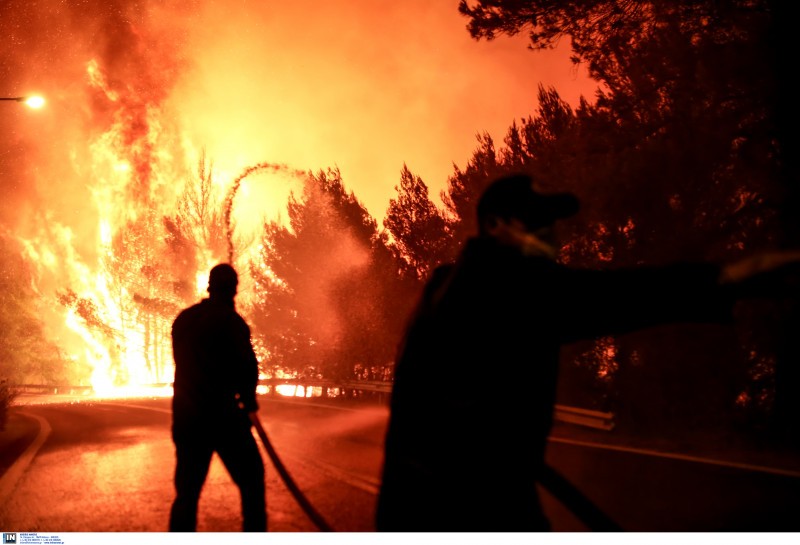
(1, 0, 192, 221)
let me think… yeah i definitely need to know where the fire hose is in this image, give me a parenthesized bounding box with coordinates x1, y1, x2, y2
(250, 412, 620, 532)
(539, 464, 622, 531)
(249, 412, 334, 531)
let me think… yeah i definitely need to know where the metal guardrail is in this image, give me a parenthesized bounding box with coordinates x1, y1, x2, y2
(262, 380, 615, 430)
(260, 380, 615, 430)
(554, 404, 615, 431)
(260, 378, 393, 394)
(11, 384, 94, 395)
(10, 380, 615, 430)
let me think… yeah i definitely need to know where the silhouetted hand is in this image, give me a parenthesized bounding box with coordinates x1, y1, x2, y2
(720, 250, 800, 298)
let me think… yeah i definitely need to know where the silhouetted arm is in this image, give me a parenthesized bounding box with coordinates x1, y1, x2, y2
(719, 250, 800, 298)
(555, 262, 733, 344)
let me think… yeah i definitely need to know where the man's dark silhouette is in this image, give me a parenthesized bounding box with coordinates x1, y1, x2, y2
(375, 173, 800, 532)
(169, 263, 266, 532)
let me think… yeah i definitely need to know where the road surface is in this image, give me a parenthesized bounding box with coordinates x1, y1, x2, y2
(1, 395, 798, 532)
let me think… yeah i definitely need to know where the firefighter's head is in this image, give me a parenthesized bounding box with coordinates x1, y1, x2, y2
(477, 173, 579, 235)
(477, 173, 579, 254)
(208, 263, 238, 299)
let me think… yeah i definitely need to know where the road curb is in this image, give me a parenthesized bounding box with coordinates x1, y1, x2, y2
(0, 411, 52, 505)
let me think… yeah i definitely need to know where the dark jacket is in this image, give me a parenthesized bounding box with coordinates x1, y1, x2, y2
(377, 235, 732, 531)
(171, 296, 259, 431)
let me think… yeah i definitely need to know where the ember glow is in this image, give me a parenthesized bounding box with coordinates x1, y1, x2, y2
(0, 0, 595, 397)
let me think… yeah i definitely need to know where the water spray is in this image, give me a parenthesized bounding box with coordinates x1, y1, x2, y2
(223, 162, 306, 263)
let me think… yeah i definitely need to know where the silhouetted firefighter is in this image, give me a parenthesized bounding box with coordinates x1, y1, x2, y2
(169, 263, 266, 532)
(376, 173, 800, 532)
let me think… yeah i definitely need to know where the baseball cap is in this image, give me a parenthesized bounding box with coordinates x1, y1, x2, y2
(477, 173, 580, 230)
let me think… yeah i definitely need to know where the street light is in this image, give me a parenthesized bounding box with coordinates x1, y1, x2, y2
(1, 96, 45, 109)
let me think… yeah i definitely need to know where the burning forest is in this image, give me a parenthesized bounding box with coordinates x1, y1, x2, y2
(1, 0, 590, 397)
(0, 0, 346, 394)
(1, 0, 797, 441)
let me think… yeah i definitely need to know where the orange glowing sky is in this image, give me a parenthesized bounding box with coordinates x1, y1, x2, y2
(2, 0, 597, 227)
(174, 0, 598, 220)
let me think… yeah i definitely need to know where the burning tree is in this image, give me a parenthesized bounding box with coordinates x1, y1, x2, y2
(0, 233, 74, 386)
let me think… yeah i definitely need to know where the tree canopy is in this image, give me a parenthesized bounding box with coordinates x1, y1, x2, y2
(250, 169, 417, 380)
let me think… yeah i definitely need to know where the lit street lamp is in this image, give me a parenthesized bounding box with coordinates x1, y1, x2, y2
(1, 95, 45, 108)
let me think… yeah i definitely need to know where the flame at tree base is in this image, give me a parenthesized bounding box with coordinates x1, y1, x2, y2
(90, 383, 175, 399)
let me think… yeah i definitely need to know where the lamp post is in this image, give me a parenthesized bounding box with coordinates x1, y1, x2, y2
(1, 96, 45, 108)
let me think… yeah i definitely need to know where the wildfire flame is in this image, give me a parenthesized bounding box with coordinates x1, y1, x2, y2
(14, 54, 304, 399)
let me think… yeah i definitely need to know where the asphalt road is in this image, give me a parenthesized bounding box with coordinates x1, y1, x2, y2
(0, 396, 384, 532)
(1, 395, 798, 532)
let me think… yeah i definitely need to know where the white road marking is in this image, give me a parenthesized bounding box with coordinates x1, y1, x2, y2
(283, 450, 381, 495)
(0, 412, 52, 504)
(549, 436, 800, 479)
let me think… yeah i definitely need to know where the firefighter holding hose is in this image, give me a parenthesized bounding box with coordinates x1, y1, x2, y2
(169, 263, 266, 532)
